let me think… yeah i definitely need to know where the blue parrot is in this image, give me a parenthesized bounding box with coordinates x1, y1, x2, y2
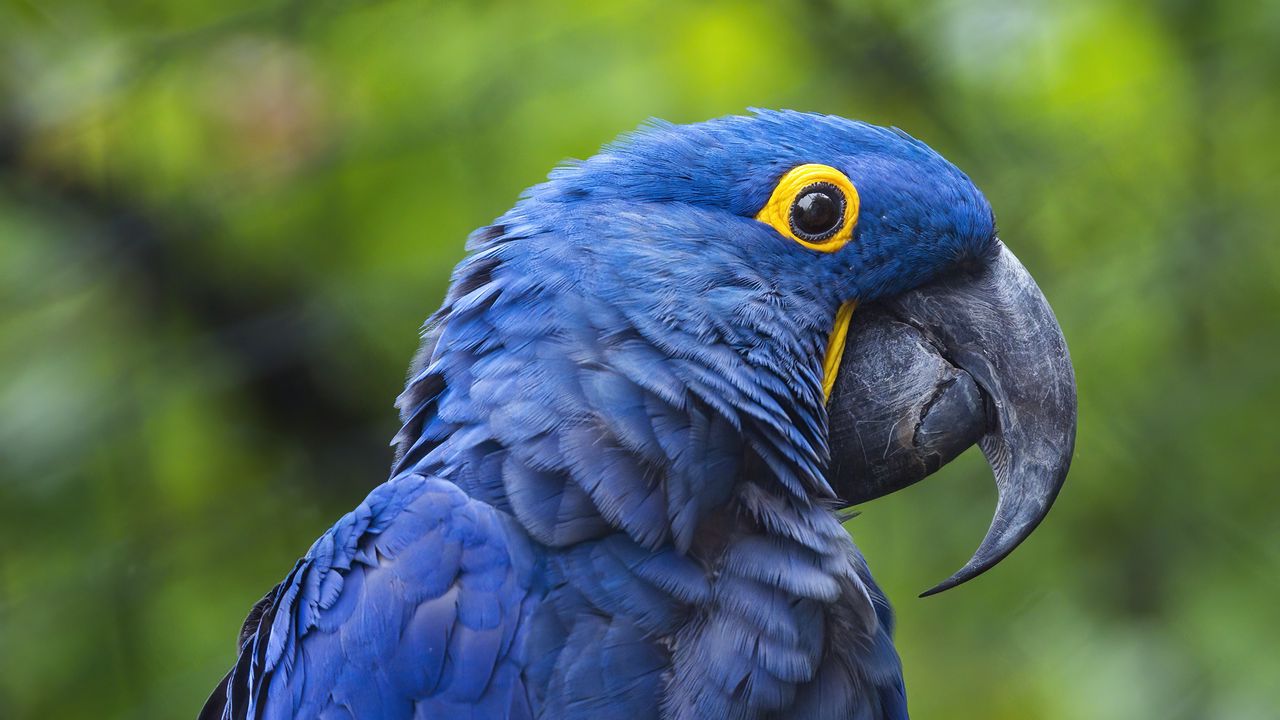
(201, 110, 1076, 720)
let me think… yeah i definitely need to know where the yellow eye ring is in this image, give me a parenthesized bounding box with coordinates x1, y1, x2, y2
(755, 164, 859, 252)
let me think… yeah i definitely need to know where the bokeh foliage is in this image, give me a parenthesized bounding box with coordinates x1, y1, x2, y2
(2, 0, 1277, 718)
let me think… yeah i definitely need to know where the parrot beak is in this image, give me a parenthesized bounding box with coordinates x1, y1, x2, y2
(825, 240, 1076, 596)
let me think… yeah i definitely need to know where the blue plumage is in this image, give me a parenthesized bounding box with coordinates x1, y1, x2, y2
(203, 110, 997, 719)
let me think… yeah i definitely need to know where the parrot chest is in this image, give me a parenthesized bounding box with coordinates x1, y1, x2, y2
(519, 494, 895, 720)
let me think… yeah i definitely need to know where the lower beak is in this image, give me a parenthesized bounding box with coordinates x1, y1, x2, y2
(826, 240, 1077, 596)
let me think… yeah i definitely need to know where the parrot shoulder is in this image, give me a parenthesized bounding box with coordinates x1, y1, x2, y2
(199, 472, 538, 720)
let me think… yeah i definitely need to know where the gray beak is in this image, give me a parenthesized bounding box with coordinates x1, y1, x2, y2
(826, 241, 1077, 596)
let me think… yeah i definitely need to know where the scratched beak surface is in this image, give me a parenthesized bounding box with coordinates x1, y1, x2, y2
(826, 241, 1077, 595)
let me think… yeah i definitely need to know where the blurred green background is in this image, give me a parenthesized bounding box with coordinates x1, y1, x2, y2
(2, 0, 1277, 718)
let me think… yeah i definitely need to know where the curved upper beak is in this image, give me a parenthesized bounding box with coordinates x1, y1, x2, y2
(826, 240, 1077, 596)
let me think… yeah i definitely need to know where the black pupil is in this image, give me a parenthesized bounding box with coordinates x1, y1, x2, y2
(790, 183, 843, 240)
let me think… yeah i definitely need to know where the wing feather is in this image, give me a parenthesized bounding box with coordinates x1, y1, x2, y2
(199, 473, 535, 720)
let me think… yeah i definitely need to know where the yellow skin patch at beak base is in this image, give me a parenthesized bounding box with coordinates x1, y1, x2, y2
(823, 301, 858, 401)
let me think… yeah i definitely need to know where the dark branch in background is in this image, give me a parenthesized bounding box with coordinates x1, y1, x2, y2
(800, 0, 959, 141)
(0, 119, 392, 493)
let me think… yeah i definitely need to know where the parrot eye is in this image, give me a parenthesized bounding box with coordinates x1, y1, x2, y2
(755, 163, 860, 252)
(790, 182, 845, 242)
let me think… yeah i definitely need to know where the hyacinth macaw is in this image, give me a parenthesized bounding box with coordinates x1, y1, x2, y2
(201, 110, 1076, 720)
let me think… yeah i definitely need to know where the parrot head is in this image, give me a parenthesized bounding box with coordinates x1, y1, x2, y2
(413, 110, 1076, 594)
